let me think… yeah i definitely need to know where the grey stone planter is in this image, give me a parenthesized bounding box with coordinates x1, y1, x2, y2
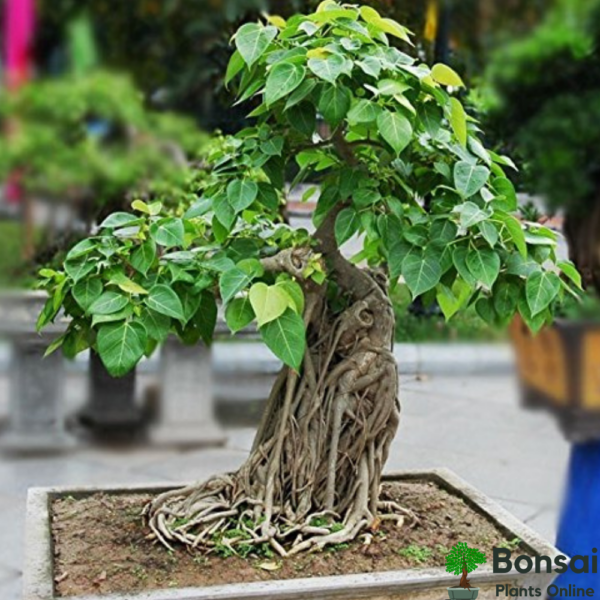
(150, 336, 225, 448)
(24, 469, 562, 600)
(77, 351, 145, 437)
(0, 291, 76, 452)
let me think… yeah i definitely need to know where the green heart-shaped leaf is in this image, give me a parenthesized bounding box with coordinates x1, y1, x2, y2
(249, 282, 290, 326)
(235, 23, 278, 67)
(97, 321, 147, 378)
(526, 271, 561, 316)
(260, 309, 306, 370)
(377, 110, 413, 155)
(265, 62, 306, 105)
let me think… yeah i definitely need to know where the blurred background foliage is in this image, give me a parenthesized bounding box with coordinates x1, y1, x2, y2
(0, 71, 207, 211)
(480, 0, 600, 293)
(2, 0, 589, 332)
(480, 0, 600, 213)
(0, 70, 209, 280)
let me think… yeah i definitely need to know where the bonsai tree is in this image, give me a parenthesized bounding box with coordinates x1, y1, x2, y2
(38, 2, 574, 556)
(446, 542, 487, 590)
(480, 0, 600, 294)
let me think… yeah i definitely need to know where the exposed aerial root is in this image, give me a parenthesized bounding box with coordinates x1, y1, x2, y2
(144, 263, 408, 556)
(144, 461, 417, 556)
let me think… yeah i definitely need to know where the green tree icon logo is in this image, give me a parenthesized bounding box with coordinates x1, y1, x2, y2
(445, 542, 487, 589)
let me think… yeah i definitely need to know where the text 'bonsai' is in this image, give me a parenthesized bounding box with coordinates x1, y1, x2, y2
(446, 542, 487, 589)
(37, 1, 575, 557)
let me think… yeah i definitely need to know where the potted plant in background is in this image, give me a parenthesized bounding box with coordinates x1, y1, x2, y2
(0, 69, 207, 260)
(0, 69, 209, 439)
(31, 2, 571, 597)
(480, 0, 600, 596)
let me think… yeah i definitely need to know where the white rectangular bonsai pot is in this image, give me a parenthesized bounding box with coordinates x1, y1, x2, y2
(23, 468, 562, 600)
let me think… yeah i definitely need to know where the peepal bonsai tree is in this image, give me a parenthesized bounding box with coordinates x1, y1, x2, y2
(446, 543, 487, 590)
(38, 2, 575, 556)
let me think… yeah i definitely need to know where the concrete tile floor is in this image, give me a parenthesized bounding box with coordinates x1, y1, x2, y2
(0, 373, 570, 599)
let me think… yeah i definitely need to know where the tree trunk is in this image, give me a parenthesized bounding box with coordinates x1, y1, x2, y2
(564, 199, 600, 294)
(144, 209, 408, 556)
(459, 563, 471, 589)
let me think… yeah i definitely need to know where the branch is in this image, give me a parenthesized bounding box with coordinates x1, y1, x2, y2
(291, 132, 382, 164)
(294, 139, 334, 153)
(260, 247, 314, 279)
(332, 130, 359, 167)
(348, 139, 386, 151)
(313, 203, 383, 303)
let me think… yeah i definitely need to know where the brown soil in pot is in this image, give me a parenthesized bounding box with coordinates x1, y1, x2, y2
(51, 480, 523, 597)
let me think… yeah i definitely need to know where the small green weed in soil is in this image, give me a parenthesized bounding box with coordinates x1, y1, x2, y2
(397, 544, 433, 564)
(497, 537, 522, 551)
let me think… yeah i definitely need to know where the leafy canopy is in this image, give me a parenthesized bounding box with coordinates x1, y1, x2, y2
(37, 2, 577, 377)
(445, 542, 487, 576)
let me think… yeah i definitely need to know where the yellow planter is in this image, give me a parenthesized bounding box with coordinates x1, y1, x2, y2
(510, 316, 600, 440)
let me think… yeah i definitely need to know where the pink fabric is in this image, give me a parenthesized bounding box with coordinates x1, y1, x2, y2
(4, 0, 36, 90)
(5, 173, 22, 205)
(4, 0, 35, 205)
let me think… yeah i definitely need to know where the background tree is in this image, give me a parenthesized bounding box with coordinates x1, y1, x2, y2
(480, 0, 600, 292)
(445, 542, 487, 589)
(38, 2, 574, 556)
(0, 70, 208, 275)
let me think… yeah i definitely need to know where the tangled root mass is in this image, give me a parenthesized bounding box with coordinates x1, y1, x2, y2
(145, 241, 411, 556)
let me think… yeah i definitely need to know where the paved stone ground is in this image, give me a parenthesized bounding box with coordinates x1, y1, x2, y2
(0, 372, 570, 599)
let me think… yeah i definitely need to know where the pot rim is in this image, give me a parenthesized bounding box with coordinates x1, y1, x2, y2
(447, 586, 481, 590)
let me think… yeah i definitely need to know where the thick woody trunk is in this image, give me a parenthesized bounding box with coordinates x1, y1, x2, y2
(459, 563, 471, 589)
(145, 262, 402, 555)
(144, 207, 407, 556)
